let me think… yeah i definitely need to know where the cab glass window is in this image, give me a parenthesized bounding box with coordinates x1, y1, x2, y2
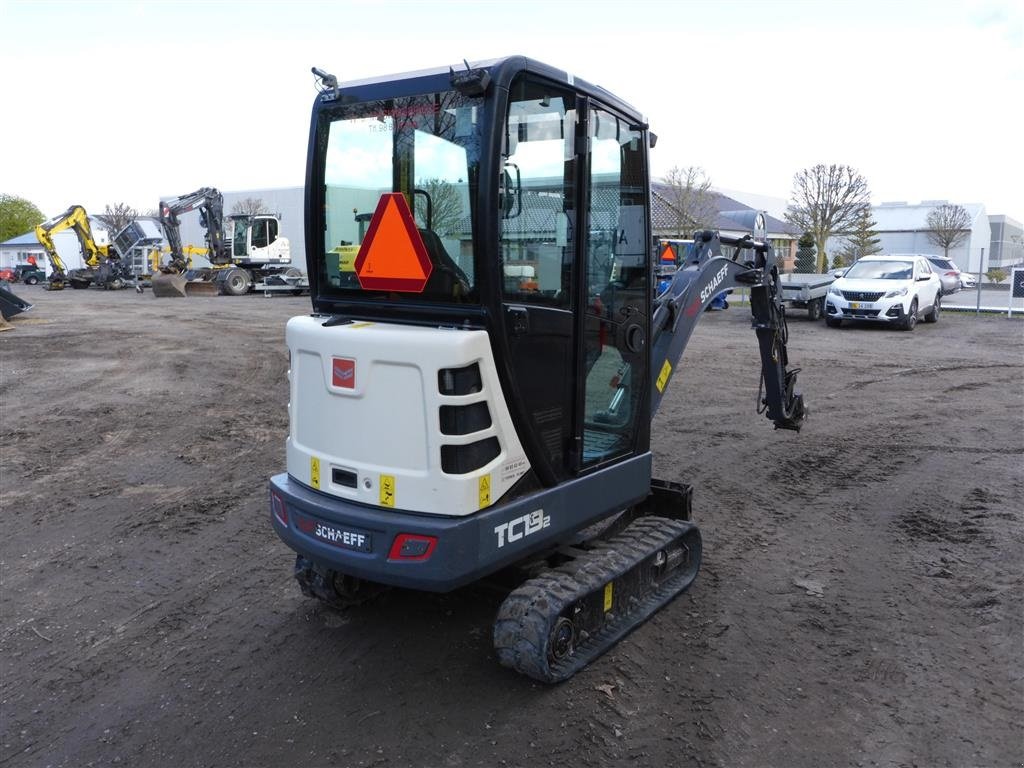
(317, 91, 482, 302)
(499, 78, 577, 307)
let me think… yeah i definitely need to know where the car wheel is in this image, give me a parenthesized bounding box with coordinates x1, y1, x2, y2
(26, 276, 39, 285)
(825, 316, 842, 328)
(902, 299, 918, 331)
(924, 293, 940, 323)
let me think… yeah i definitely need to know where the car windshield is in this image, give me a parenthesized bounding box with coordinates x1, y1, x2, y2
(843, 260, 913, 280)
(928, 258, 954, 270)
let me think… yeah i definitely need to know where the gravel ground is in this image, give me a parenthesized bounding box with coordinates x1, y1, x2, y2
(1, 285, 1021, 768)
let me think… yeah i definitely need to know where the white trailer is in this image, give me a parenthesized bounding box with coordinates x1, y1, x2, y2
(778, 273, 836, 320)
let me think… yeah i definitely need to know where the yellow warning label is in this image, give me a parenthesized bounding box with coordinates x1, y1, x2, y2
(655, 360, 672, 393)
(310, 457, 321, 490)
(348, 322, 373, 329)
(478, 474, 491, 509)
(603, 582, 614, 613)
(380, 474, 396, 508)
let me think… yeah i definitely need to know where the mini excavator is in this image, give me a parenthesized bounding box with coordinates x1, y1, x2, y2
(268, 57, 805, 682)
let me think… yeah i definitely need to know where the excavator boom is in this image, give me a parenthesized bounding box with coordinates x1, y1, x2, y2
(34, 205, 113, 290)
(152, 187, 227, 297)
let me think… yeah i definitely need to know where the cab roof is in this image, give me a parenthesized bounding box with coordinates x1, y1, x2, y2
(318, 55, 647, 125)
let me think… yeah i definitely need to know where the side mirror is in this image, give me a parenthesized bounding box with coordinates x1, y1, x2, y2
(501, 164, 522, 219)
(917, 274, 931, 282)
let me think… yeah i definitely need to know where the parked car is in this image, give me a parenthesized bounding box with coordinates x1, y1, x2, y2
(12, 264, 45, 285)
(960, 272, 978, 289)
(825, 254, 942, 331)
(924, 256, 962, 295)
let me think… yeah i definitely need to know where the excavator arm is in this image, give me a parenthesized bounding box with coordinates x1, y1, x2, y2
(33, 205, 109, 288)
(650, 230, 805, 431)
(158, 187, 229, 272)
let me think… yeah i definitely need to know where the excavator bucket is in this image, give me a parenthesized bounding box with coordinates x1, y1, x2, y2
(0, 284, 33, 320)
(184, 280, 220, 297)
(150, 273, 219, 298)
(150, 272, 189, 298)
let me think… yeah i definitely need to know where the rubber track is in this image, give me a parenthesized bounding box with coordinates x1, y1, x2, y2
(492, 516, 701, 683)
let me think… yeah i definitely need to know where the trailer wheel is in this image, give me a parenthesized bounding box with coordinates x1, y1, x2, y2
(807, 297, 823, 320)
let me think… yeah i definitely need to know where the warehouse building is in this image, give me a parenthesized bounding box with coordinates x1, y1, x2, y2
(870, 200, 991, 274)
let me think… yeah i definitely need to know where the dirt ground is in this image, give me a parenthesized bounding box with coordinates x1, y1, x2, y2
(1, 286, 1021, 768)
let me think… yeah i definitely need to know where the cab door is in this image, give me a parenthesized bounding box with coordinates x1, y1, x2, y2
(498, 75, 651, 483)
(577, 104, 651, 471)
(498, 75, 579, 483)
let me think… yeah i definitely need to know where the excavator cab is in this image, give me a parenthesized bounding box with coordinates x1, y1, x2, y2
(303, 58, 654, 490)
(271, 57, 804, 682)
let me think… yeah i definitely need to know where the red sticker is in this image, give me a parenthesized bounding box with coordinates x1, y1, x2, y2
(332, 357, 355, 388)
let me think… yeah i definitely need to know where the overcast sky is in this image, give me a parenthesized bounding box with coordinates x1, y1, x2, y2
(2, 0, 1020, 222)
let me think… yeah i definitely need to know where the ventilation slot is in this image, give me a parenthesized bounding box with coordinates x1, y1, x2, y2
(441, 437, 500, 475)
(439, 402, 492, 435)
(438, 363, 482, 396)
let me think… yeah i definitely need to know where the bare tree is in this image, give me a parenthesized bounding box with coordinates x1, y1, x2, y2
(415, 178, 465, 237)
(785, 164, 871, 272)
(231, 197, 269, 216)
(660, 165, 718, 237)
(925, 203, 971, 258)
(97, 202, 139, 234)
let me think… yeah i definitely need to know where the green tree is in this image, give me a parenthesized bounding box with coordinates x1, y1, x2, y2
(0, 193, 46, 242)
(837, 206, 883, 266)
(986, 268, 1007, 283)
(785, 164, 872, 272)
(795, 231, 816, 272)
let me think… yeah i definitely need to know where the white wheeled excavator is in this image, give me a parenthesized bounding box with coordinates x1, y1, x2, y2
(152, 187, 295, 297)
(268, 58, 806, 682)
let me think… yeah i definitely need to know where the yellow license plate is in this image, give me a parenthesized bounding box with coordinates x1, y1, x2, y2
(851, 302, 861, 309)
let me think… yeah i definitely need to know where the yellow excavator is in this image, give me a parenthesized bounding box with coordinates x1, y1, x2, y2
(34, 205, 132, 290)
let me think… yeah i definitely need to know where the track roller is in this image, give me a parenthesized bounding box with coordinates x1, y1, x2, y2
(493, 516, 702, 683)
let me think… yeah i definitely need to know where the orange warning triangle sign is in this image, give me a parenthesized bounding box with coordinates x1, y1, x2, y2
(354, 193, 433, 292)
(660, 243, 676, 263)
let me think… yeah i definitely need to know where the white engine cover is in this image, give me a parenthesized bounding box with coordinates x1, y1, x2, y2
(285, 315, 531, 517)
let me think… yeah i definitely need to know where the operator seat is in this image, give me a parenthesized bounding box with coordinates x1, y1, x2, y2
(418, 228, 471, 300)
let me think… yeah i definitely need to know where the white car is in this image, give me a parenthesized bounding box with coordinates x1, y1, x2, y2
(960, 272, 978, 289)
(824, 254, 942, 331)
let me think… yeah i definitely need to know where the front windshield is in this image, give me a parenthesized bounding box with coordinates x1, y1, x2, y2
(317, 89, 482, 302)
(843, 260, 913, 280)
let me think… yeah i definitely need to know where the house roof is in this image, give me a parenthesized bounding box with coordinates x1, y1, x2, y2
(651, 184, 797, 238)
(0, 231, 45, 247)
